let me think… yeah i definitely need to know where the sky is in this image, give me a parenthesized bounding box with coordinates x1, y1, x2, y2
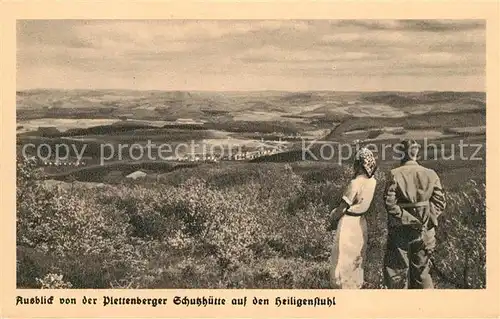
(17, 19, 485, 92)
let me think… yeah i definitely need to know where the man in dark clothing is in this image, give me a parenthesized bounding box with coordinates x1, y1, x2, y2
(383, 139, 447, 289)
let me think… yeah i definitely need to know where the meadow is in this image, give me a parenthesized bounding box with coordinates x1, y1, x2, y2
(17, 155, 485, 289)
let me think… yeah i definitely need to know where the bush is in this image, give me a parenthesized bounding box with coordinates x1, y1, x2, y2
(16, 157, 486, 289)
(433, 180, 486, 288)
(37, 273, 73, 289)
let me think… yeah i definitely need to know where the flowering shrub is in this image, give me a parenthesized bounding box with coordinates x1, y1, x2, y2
(36, 273, 73, 289)
(16, 157, 486, 289)
(434, 180, 486, 288)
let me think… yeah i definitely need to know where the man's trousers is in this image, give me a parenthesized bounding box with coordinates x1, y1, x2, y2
(383, 226, 435, 289)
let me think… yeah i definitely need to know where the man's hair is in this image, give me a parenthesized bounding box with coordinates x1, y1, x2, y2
(400, 139, 420, 161)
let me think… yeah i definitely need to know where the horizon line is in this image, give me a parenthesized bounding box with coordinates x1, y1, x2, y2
(16, 88, 486, 93)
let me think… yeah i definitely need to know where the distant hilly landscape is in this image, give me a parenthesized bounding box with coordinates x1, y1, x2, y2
(16, 89, 487, 181)
(16, 89, 486, 122)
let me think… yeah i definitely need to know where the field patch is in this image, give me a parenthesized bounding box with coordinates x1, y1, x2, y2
(17, 118, 119, 133)
(445, 126, 486, 135)
(327, 110, 486, 139)
(330, 103, 407, 118)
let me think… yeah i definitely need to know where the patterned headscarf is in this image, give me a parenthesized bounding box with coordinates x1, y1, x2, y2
(354, 147, 377, 178)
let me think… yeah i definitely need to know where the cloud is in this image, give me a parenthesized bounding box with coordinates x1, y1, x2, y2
(319, 29, 484, 51)
(16, 20, 485, 91)
(332, 19, 485, 32)
(397, 19, 485, 32)
(237, 45, 379, 64)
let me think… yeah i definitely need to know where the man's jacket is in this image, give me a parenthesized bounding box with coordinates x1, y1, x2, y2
(384, 160, 446, 230)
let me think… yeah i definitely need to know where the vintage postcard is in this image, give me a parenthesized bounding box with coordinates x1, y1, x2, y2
(1, 0, 499, 318)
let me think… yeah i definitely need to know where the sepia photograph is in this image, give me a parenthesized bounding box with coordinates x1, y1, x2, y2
(15, 18, 487, 291)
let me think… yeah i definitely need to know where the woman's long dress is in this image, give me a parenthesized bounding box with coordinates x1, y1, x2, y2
(330, 174, 377, 289)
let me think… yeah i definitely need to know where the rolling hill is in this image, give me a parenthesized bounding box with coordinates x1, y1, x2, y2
(16, 89, 485, 122)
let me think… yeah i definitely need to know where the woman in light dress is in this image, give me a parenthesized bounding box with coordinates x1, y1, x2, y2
(329, 148, 378, 289)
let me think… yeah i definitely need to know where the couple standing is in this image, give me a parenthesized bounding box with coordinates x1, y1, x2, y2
(329, 139, 447, 289)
